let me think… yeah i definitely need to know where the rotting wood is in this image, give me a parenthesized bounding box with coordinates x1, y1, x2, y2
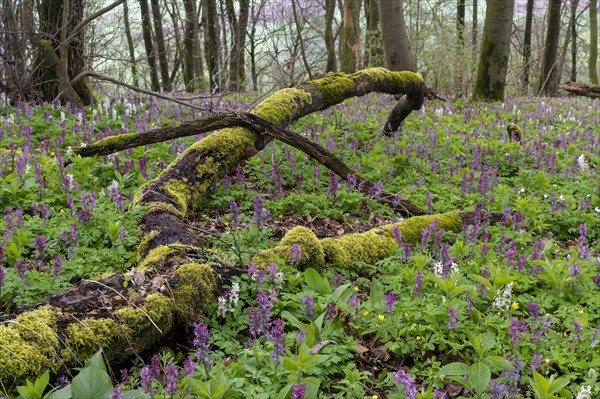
(560, 81, 600, 98)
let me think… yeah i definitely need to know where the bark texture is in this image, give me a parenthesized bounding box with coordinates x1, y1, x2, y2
(472, 0, 514, 101)
(590, 0, 599, 85)
(340, 0, 362, 73)
(378, 0, 416, 72)
(561, 81, 600, 98)
(538, 0, 562, 96)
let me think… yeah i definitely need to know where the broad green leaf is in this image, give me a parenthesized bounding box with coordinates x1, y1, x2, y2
(438, 362, 470, 376)
(483, 356, 515, 373)
(122, 390, 151, 399)
(84, 350, 107, 372)
(469, 362, 491, 395)
(71, 366, 112, 399)
(548, 376, 570, 394)
(330, 283, 352, 303)
(46, 385, 72, 399)
(304, 268, 328, 294)
(34, 370, 50, 395)
(468, 274, 492, 290)
(304, 377, 320, 399)
(369, 278, 384, 307)
(276, 383, 293, 399)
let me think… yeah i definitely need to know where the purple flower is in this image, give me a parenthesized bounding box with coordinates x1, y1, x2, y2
(328, 170, 340, 201)
(572, 318, 584, 341)
(291, 384, 306, 399)
(433, 389, 447, 399)
(447, 307, 459, 330)
(253, 196, 270, 228)
(394, 369, 418, 399)
(164, 359, 179, 393)
(324, 302, 336, 321)
(183, 357, 195, 375)
(229, 201, 239, 225)
(269, 318, 286, 363)
(193, 322, 212, 366)
(527, 302, 539, 321)
(413, 271, 424, 300)
(296, 328, 307, 344)
(139, 365, 155, 395)
(391, 225, 403, 249)
(119, 369, 131, 384)
(52, 255, 63, 279)
(348, 292, 359, 308)
(55, 375, 70, 387)
(591, 328, 600, 348)
(385, 291, 397, 313)
(301, 295, 315, 317)
(488, 381, 508, 399)
(108, 386, 123, 399)
(530, 351, 543, 372)
(289, 243, 302, 266)
(332, 273, 343, 288)
(508, 317, 528, 347)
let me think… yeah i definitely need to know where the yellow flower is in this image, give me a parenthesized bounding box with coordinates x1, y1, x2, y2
(50, 152, 55, 157)
(497, 311, 502, 316)
(545, 313, 550, 317)
(416, 336, 421, 341)
(579, 310, 584, 315)
(378, 315, 385, 321)
(544, 358, 551, 364)
(60, 209, 65, 214)
(363, 311, 369, 316)
(511, 302, 519, 310)
(354, 287, 359, 292)
(372, 396, 378, 399)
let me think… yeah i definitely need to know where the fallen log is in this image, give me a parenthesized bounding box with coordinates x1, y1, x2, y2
(560, 81, 600, 98)
(1, 68, 490, 391)
(0, 210, 498, 390)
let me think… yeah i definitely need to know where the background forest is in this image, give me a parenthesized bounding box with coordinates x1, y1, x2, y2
(0, 1, 599, 399)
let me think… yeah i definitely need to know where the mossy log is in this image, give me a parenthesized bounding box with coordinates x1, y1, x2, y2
(0, 210, 499, 391)
(560, 81, 600, 98)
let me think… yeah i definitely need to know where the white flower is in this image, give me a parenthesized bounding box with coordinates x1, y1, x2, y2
(66, 146, 73, 156)
(576, 385, 592, 399)
(107, 180, 119, 192)
(216, 282, 240, 317)
(578, 154, 589, 172)
(60, 111, 65, 122)
(493, 282, 513, 311)
(432, 261, 459, 278)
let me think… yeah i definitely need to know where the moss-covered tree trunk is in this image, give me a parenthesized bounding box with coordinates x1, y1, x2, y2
(0, 68, 503, 392)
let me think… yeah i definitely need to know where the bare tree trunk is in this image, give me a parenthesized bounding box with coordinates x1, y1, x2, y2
(571, 0, 578, 82)
(522, 0, 534, 94)
(590, 0, 598, 84)
(324, 0, 337, 72)
(364, 0, 382, 67)
(139, 0, 161, 91)
(123, 0, 139, 87)
(182, 0, 198, 91)
(291, 0, 313, 80)
(202, 0, 220, 91)
(472, 0, 514, 101)
(457, 0, 465, 46)
(248, 1, 266, 91)
(340, 0, 361, 73)
(472, 0, 478, 45)
(150, 0, 172, 91)
(378, 0, 416, 71)
(2, 0, 27, 94)
(538, 0, 562, 96)
(225, 0, 249, 91)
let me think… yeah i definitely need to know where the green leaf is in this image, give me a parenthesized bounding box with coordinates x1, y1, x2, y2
(34, 370, 50, 395)
(548, 376, 570, 394)
(71, 366, 112, 399)
(329, 283, 352, 303)
(17, 385, 41, 399)
(469, 362, 491, 395)
(369, 278, 384, 308)
(483, 356, 515, 373)
(304, 268, 328, 294)
(438, 362, 470, 376)
(303, 377, 320, 399)
(46, 385, 72, 399)
(121, 390, 151, 399)
(84, 350, 107, 372)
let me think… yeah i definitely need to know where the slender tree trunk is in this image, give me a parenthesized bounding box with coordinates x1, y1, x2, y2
(522, 0, 534, 93)
(291, 0, 312, 80)
(472, 0, 514, 101)
(340, 0, 361, 73)
(538, 0, 562, 95)
(182, 0, 197, 91)
(364, 0, 382, 67)
(2, 0, 27, 92)
(472, 0, 478, 45)
(166, 0, 185, 88)
(150, 0, 172, 91)
(123, 1, 139, 87)
(139, 0, 161, 91)
(324, 0, 337, 72)
(225, 0, 249, 91)
(378, 0, 416, 72)
(590, 0, 598, 84)
(571, 0, 578, 82)
(457, 0, 465, 46)
(202, 0, 220, 92)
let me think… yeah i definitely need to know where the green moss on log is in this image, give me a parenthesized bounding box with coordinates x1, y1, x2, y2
(173, 263, 216, 322)
(78, 133, 138, 153)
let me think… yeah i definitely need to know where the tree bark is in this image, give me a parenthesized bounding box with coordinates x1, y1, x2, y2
(182, 0, 202, 91)
(378, 0, 416, 72)
(324, 0, 337, 72)
(123, 0, 139, 87)
(340, 0, 362, 73)
(472, 0, 478, 46)
(472, 0, 514, 101)
(291, 0, 313, 80)
(150, 0, 172, 92)
(202, 0, 220, 92)
(457, 0, 465, 46)
(139, 0, 161, 92)
(364, 0, 382, 67)
(225, 0, 249, 91)
(590, 0, 599, 84)
(571, 0, 578, 82)
(522, 0, 534, 94)
(538, 0, 562, 96)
